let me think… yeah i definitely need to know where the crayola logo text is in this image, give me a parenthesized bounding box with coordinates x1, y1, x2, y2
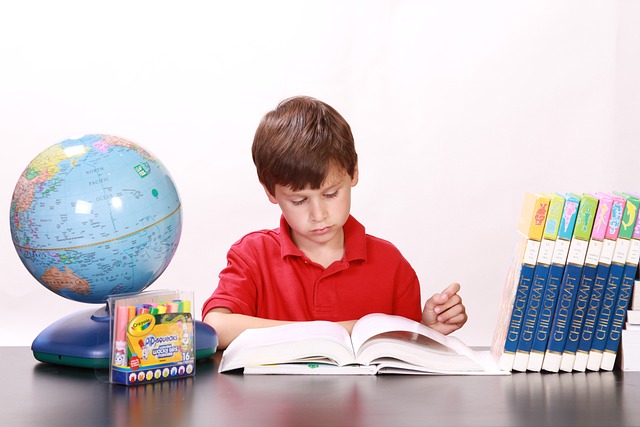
(128, 313, 156, 336)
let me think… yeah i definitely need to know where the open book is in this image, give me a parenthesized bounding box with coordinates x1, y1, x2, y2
(218, 313, 507, 375)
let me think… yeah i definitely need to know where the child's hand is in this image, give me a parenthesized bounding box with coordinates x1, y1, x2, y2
(421, 283, 467, 335)
(338, 320, 358, 335)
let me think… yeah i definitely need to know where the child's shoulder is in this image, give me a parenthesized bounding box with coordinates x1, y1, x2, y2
(232, 227, 281, 248)
(346, 216, 406, 259)
(227, 224, 306, 268)
(364, 232, 403, 254)
(360, 232, 415, 271)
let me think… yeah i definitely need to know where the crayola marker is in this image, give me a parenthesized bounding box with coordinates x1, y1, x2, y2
(114, 306, 129, 367)
(165, 302, 178, 313)
(181, 300, 191, 313)
(126, 305, 136, 361)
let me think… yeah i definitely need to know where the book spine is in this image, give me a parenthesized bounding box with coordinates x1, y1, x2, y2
(542, 194, 598, 372)
(587, 194, 637, 371)
(587, 259, 626, 370)
(601, 244, 639, 370)
(527, 195, 580, 372)
(512, 194, 565, 372)
(492, 193, 550, 371)
(560, 193, 612, 371)
(601, 194, 640, 370)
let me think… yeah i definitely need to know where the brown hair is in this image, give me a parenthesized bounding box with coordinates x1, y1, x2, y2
(252, 96, 358, 196)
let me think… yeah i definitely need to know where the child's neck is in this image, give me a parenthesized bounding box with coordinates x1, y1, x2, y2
(292, 230, 345, 269)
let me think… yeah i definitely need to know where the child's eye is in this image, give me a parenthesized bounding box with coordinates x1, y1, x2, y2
(291, 199, 306, 206)
(324, 191, 339, 199)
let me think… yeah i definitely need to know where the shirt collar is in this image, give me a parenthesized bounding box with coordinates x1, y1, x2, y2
(278, 215, 367, 262)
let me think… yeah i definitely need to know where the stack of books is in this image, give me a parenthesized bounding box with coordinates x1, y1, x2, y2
(620, 280, 640, 371)
(491, 192, 640, 372)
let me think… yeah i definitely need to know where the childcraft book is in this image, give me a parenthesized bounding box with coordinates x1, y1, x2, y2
(218, 313, 507, 376)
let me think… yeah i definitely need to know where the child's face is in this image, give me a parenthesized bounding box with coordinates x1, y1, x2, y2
(266, 165, 358, 253)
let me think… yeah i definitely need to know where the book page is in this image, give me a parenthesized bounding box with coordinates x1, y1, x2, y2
(219, 320, 357, 372)
(351, 313, 474, 357)
(351, 313, 502, 373)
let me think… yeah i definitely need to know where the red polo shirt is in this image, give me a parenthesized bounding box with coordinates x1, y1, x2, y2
(201, 215, 422, 322)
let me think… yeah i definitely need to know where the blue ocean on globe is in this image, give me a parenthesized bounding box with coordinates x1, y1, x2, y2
(10, 134, 182, 304)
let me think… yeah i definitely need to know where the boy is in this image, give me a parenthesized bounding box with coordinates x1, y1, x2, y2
(202, 96, 467, 349)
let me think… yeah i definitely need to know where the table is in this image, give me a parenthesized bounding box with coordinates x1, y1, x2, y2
(2, 347, 640, 427)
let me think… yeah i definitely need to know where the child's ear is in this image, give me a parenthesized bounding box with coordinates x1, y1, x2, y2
(351, 163, 359, 187)
(263, 185, 278, 204)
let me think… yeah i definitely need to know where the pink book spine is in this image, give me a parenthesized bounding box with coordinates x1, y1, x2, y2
(604, 194, 626, 241)
(591, 193, 614, 242)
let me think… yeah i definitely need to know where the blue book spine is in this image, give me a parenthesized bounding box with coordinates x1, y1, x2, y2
(513, 263, 549, 368)
(601, 246, 640, 370)
(527, 262, 565, 366)
(587, 262, 625, 370)
(545, 263, 584, 357)
(559, 263, 597, 369)
(503, 262, 536, 359)
(574, 262, 612, 365)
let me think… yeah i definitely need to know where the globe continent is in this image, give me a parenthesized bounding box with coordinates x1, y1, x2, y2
(10, 134, 182, 304)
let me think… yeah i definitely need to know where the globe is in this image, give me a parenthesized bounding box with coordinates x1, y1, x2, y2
(9, 134, 182, 304)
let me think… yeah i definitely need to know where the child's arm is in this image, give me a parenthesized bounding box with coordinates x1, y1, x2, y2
(204, 308, 290, 349)
(204, 307, 357, 349)
(421, 282, 468, 335)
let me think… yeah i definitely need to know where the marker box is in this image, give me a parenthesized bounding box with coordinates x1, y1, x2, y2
(108, 290, 195, 386)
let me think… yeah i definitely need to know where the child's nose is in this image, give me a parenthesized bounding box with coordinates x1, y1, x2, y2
(309, 200, 327, 222)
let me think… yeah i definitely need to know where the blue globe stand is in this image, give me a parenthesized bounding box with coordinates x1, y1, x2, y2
(32, 305, 218, 369)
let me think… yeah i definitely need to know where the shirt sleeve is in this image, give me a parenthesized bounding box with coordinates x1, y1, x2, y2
(201, 246, 259, 319)
(391, 257, 423, 322)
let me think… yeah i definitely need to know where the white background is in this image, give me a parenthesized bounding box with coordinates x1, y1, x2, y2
(2, 1, 639, 347)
